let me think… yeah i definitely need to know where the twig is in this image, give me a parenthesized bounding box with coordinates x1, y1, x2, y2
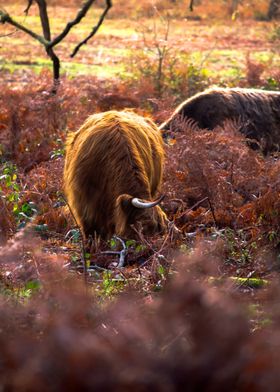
(61, 195, 88, 286)
(24, 0, 34, 16)
(70, 0, 112, 57)
(115, 236, 127, 268)
(207, 197, 217, 227)
(175, 196, 209, 221)
(0, 29, 18, 38)
(31, 254, 41, 279)
(0, 10, 48, 45)
(85, 265, 108, 272)
(169, 198, 187, 222)
(102, 235, 127, 268)
(198, 37, 218, 70)
(0, 2, 35, 39)
(232, 270, 257, 292)
(49, 0, 96, 48)
(131, 221, 178, 271)
(175, 196, 217, 226)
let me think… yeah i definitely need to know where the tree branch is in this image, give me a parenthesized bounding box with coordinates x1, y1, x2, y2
(0, 10, 49, 46)
(24, 0, 34, 16)
(189, 0, 194, 11)
(36, 0, 51, 40)
(0, 29, 18, 38)
(70, 0, 112, 58)
(48, 0, 96, 48)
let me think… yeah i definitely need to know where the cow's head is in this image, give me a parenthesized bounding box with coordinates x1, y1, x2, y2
(114, 194, 168, 238)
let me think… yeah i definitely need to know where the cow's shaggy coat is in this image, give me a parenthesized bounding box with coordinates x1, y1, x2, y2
(160, 87, 280, 153)
(64, 110, 167, 239)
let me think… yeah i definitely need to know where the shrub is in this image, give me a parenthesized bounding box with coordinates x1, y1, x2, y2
(126, 12, 211, 101)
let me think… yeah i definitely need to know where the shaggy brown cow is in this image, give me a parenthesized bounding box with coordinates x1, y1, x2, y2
(160, 87, 280, 153)
(64, 110, 167, 240)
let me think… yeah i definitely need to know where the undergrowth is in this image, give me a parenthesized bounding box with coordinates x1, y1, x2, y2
(126, 11, 211, 101)
(164, 118, 280, 270)
(0, 65, 280, 389)
(1, 238, 280, 391)
(1, 69, 280, 274)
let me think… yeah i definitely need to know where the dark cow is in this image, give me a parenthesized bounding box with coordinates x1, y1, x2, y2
(160, 87, 280, 153)
(64, 110, 167, 240)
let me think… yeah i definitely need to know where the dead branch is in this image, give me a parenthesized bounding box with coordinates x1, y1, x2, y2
(101, 236, 127, 268)
(0, 29, 18, 38)
(24, 0, 34, 15)
(0, 10, 48, 46)
(175, 197, 209, 222)
(49, 0, 96, 48)
(0, 2, 33, 38)
(189, 0, 194, 11)
(71, 0, 112, 58)
(207, 197, 217, 227)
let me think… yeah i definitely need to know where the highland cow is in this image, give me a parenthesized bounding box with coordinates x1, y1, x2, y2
(160, 87, 280, 153)
(64, 110, 167, 240)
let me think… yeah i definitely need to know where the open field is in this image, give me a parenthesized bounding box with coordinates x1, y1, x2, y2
(1, 4, 280, 82)
(1, 1, 280, 389)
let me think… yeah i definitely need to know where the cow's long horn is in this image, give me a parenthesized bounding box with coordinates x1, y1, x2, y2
(131, 194, 165, 209)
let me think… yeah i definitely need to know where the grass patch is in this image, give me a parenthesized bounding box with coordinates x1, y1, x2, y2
(0, 58, 127, 78)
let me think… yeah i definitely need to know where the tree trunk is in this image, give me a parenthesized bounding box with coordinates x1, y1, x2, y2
(36, 0, 60, 92)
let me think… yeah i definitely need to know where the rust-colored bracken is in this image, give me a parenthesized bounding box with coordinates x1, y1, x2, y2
(64, 110, 167, 239)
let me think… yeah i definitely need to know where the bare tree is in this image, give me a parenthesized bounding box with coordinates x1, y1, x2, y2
(0, 0, 112, 92)
(138, 12, 172, 96)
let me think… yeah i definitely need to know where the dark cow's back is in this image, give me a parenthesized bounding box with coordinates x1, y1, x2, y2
(160, 88, 280, 153)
